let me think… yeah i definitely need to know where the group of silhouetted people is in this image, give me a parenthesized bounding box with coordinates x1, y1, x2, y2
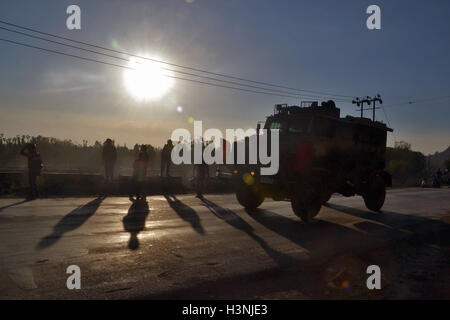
(102, 139, 151, 200)
(102, 138, 174, 200)
(421, 168, 448, 188)
(20, 138, 180, 201)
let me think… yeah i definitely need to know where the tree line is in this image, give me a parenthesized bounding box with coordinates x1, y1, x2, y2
(386, 141, 448, 186)
(0, 133, 159, 174)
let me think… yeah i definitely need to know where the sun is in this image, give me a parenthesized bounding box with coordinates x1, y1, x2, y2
(124, 57, 174, 101)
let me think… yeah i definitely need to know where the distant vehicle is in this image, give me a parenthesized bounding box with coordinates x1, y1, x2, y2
(423, 170, 444, 188)
(432, 175, 442, 188)
(421, 178, 430, 188)
(219, 100, 393, 223)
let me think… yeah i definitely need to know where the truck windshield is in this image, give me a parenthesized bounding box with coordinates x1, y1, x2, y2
(269, 121, 283, 130)
(288, 118, 310, 134)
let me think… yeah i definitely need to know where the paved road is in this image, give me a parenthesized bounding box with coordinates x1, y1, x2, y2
(0, 188, 449, 299)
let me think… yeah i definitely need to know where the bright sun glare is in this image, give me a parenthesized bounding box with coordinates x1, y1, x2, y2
(124, 57, 174, 101)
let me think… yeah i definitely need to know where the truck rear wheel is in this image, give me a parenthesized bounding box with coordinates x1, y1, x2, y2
(363, 175, 386, 212)
(235, 185, 264, 211)
(291, 195, 321, 223)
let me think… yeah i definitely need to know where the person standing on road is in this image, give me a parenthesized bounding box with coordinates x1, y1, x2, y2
(20, 143, 42, 200)
(131, 144, 150, 200)
(160, 139, 173, 177)
(194, 142, 209, 198)
(139, 145, 150, 173)
(436, 168, 443, 187)
(130, 151, 147, 201)
(194, 161, 209, 198)
(102, 138, 117, 183)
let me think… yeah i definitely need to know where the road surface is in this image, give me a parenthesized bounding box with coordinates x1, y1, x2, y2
(0, 188, 449, 299)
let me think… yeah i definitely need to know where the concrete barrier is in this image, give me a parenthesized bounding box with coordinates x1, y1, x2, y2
(0, 171, 234, 196)
(0, 172, 185, 196)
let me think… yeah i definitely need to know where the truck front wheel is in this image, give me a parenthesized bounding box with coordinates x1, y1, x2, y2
(363, 175, 386, 212)
(235, 184, 264, 211)
(291, 195, 321, 223)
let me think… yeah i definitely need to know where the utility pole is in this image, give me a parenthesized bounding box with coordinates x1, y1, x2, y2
(352, 96, 372, 118)
(353, 94, 383, 121)
(371, 94, 383, 121)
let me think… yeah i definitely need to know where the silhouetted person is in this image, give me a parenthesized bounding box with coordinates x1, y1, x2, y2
(161, 139, 173, 177)
(139, 145, 150, 169)
(102, 138, 117, 183)
(434, 168, 443, 188)
(437, 168, 442, 181)
(130, 151, 147, 201)
(194, 160, 209, 198)
(20, 143, 42, 200)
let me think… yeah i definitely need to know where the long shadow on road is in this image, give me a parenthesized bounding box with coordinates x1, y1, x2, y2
(145, 201, 450, 299)
(325, 203, 450, 241)
(248, 208, 374, 259)
(0, 199, 31, 212)
(200, 197, 297, 267)
(164, 194, 205, 235)
(147, 204, 397, 299)
(123, 199, 150, 250)
(250, 203, 449, 259)
(143, 200, 450, 299)
(36, 197, 103, 249)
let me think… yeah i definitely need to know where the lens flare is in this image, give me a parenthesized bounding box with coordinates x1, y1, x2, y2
(124, 56, 174, 101)
(243, 173, 255, 185)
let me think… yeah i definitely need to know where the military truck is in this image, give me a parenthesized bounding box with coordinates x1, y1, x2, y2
(219, 100, 393, 223)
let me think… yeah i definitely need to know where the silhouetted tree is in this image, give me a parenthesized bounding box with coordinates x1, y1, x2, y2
(386, 141, 426, 185)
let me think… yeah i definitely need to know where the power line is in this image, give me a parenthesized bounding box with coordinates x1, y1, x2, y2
(0, 25, 348, 101)
(0, 19, 355, 99)
(383, 95, 450, 108)
(380, 105, 397, 143)
(380, 94, 450, 145)
(0, 37, 321, 100)
(360, 94, 450, 145)
(352, 94, 450, 114)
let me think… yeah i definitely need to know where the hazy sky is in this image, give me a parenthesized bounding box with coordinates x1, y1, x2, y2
(0, 0, 449, 154)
